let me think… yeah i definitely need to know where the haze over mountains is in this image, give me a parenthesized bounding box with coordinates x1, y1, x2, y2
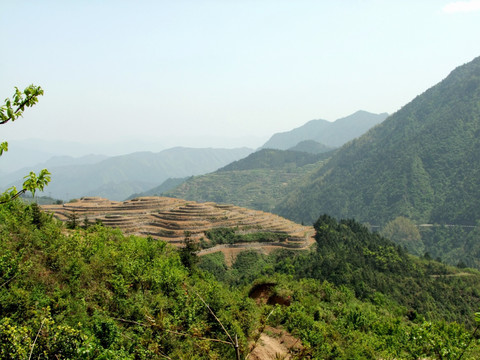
(162, 56, 480, 232)
(3, 56, 480, 233)
(164, 149, 330, 212)
(0, 147, 252, 201)
(1, 110, 386, 203)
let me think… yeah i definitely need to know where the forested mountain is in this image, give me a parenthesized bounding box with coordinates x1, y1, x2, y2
(276, 56, 480, 226)
(218, 148, 327, 172)
(261, 110, 388, 150)
(164, 149, 331, 212)
(0, 147, 252, 201)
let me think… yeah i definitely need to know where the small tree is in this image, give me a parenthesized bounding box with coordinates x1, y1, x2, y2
(179, 231, 199, 270)
(66, 211, 79, 229)
(380, 216, 423, 255)
(0, 85, 51, 203)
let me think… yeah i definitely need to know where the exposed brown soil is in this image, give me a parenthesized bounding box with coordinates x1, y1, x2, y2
(248, 283, 277, 305)
(248, 326, 304, 360)
(42, 197, 314, 251)
(248, 283, 292, 307)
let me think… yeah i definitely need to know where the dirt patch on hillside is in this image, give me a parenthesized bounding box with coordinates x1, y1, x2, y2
(248, 326, 304, 360)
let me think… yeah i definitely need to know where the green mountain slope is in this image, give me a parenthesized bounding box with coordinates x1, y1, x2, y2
(218, 148, 326, 171)
(261, 110, 388, 149)
(165, 149, 332, 212)
(276, 56, 480, 226)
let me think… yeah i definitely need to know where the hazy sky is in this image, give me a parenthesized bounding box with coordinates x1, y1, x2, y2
(1, 0, 480, 150)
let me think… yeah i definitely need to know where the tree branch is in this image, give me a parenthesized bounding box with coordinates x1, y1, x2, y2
(188, 285, 235, 346)
(0, 188, 27, 204)
(112, 317, 233, 345)
(29, 318, 46, 360)
(0, 274, 18, 288)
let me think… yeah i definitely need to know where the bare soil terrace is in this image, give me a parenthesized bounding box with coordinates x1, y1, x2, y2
(42, 197, 315, 253)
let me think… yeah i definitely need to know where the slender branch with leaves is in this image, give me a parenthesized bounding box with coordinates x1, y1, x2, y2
(1, 85, 51, 203)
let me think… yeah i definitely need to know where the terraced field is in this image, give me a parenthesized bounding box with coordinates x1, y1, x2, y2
(42, 197, 314, 250)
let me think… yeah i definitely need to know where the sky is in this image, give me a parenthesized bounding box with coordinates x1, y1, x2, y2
(1, 0, 480, 152)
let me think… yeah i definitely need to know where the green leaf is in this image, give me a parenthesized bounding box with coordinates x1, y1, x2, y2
(22, 169, 51, 197)
(0, 141, 8, 156)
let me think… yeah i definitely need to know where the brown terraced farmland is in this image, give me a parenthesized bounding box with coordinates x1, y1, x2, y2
(42, 197, 315, 257)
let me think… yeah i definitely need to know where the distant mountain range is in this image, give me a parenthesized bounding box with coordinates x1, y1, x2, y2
(126, 177, 188, 200)
(0, 147, 253, 201)
(261, 110, 388, 150)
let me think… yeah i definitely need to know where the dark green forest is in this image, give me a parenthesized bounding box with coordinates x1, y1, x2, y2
(2, 200, 480, 359)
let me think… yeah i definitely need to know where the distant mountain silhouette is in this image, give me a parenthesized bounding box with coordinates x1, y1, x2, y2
(0, 147, 253, 201)
(126, 177, 188, 200)
(261, 110, 388, 150)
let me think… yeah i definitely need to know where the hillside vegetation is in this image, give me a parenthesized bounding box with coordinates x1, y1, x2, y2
(3, 200, 480, 358)
(276, 56, 480, 226)
(165, 149, 331, 212)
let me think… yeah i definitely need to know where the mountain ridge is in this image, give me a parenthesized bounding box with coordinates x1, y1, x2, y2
(261, 110, 388, 150)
